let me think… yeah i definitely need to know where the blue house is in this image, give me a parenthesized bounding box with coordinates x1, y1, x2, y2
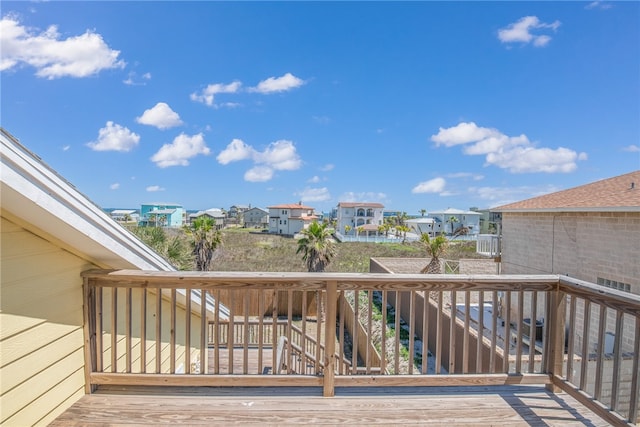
(140, 203, 184, 227)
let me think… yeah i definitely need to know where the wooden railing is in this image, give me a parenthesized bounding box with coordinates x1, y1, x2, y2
(82, 270, 640, 426)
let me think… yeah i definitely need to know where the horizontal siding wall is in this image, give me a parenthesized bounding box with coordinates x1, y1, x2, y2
(0, 217, 94, 427)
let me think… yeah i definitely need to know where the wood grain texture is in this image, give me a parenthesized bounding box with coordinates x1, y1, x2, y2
(50, 384, 611, 426)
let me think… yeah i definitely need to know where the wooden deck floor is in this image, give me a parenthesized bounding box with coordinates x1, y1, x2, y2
(51, 385, 610, 426)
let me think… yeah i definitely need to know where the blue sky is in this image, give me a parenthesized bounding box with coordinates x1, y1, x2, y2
(2, 1, 639, 215)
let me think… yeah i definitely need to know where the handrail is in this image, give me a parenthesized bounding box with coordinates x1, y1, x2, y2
(82, 269, 640, 425)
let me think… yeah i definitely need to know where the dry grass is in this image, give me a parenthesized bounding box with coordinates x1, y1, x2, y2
(210, 228, 481, 273)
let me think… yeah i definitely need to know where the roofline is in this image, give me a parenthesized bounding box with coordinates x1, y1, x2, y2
(493, 206, 640, 213)
(1, 128, 175, 271)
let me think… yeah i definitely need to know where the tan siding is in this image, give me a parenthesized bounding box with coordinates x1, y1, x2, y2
(0, 216, 95, 426)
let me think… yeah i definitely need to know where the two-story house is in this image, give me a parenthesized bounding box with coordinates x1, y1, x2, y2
(140, 203, 184, 227)
(427, 208, 481, 236)
(243, 207, 269, 228)
(268, 203, 317, 235)
(336, 202, 385, 235)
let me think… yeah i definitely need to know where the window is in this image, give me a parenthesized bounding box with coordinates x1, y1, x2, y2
(597, 277, 631, 293)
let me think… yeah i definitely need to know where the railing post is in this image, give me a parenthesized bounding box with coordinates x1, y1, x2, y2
(82, 277, 97, 393)
(545, 286, 566, 393)
(323, 280, 338, 397)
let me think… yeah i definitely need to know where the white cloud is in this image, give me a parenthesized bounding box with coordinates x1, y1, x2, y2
(431, 122, 501, 147)
(470, 184, 560, 207)
(87, 121, 140, 152)
(190, 81, 241, 107)
(244, 166, 273, 182)
(0, 16, 125, 78)
(150, 133, 210, 168)
(412, 177, 446, 194)
(485, 146, 586, 173)
(109, 183, 120, 190)
(622, 144, 640, 153)
(123, 71, 151, 85)
(217, 138, 302, 182)
(256, 140, 302, 171)
(308, 175, 321, 183)
(320, 164, 335, 172)
(339, 192, 388, 203)
(249, 72, 305, 94)
(296, 187, 331, 203)
(216, 138, 255, 164)
(136, 102, 183, 130)
(431, 122, 586, 173)
(586, 1, 612, 10)
(62, 145, 70, 151)
(446, 172, 484, 181)
(498, 16, 561, 47)
(146, 185, 165, 192)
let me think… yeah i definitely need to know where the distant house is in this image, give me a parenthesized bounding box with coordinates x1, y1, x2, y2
(493, 170, 640, 292)
(228, 204, 250, 218)
(243, 207, 269, 228)
(109, 209, 138, 223)
(189, 208, 225, 229)
(0, 128, 182, 426)
(268, 203, 317, 235)
(336, 202, 384, 235)
(140, 203, 184, 227)
(427, 208, 481, 236)
(406, 217, 436, 236)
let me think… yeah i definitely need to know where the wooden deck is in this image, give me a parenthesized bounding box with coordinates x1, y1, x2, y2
(51, 385, 610, 426)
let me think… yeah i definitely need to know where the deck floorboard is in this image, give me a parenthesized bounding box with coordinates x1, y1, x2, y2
(51, 385, 610, 426)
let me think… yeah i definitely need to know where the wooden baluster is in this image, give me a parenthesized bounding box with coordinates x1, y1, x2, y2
(489, 291, 497, 374)
(502, 291, 511, 374)
(185, 288, 191, 374)
(449, 290, 456, 374)
(594, 304, 607, 401)
(610, 310, 624, 412)
(111, 287, 118, 373)
(475, 291, 483, 374)
(214, 289, 220, 374)
(200, 290, 206, 375)
(408, 290, 415, 375)
(323, 281, 337, 397)
(462, 291, 470, 374)
(566, 296, 576, 383)
(244, 290, 250, 374)
(140, 288, 147, 374)
(170, 289, 176, 374)
(155, 288, 162, 374)
(528, 291, 538, 373)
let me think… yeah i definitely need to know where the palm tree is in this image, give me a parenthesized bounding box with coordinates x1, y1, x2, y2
(447, 216, 459, 235)
(130, 226, 193, 270)
(344, 224, 352, 235)
(419, 232, 449, 274)
(419, 209, 427, 217)
(296, 221, 336, 272)
(187, 217, 222, 271)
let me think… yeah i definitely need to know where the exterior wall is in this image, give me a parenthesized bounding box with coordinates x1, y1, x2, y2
(500, 211, 640, 395)
(0, 215, 203, 425)
(0, 216, 94, 426)
(501, 212, 640, 291)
